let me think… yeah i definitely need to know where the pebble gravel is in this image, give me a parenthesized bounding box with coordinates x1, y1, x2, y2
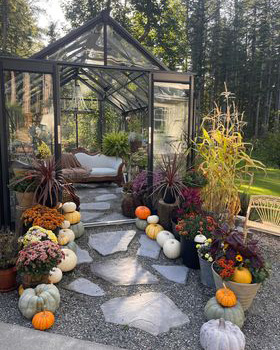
(0, 224, 279, 350)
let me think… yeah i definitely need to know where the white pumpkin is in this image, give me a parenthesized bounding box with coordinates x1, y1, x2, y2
(62, 202, 77, 213)
(156, 230, 175, 247)
(57, 249, 77, 272)
(147, 215, 159, 224)
(61, 220, 71, 229)
(163, 239, 181, 259)
(194, 234, 207, 243)
(58, 229, 75, 245)
(49, 267, 63, 284)
(200, 319, 245, 350)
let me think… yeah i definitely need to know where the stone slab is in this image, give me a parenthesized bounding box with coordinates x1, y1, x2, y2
(91, 257, 158, 285)
(101, 213, 127, 221)
(66, 277, 105, 297)
(82, 211, 103, 222)
(80, 202, 111, 211)
(137, 234, 161, 259)
(101, 292, 189, 335)
(95, 194, 117, 201)
(76, 245, 93, 264)
(88, 230, 136, 256)
(0, 321, 123, 350)
(152, 265, 189, 284)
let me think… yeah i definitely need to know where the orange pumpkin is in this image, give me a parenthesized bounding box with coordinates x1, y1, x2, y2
(216, 285, 237, 307)
(135, 206, 151, 220)
(64, 211, 81, 225)
(32, 311, 55, 331)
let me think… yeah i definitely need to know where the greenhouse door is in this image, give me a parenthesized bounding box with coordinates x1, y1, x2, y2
(0, 58, 61, 228)
(148, 71, 195, 176)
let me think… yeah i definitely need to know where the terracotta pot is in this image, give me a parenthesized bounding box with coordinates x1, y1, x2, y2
(0, 266, 17, 292)
(22, 273, 50, 289)
(211, 263, 261, 310)
(15, 191, 35, 208)
(199, 256, 215, 288)
(180, 237, 200, 269)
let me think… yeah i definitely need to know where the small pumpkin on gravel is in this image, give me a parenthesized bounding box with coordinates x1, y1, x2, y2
(57, 248, 77, 272)
(135, 218, 148, 231)
(32, 311, 55, 331)
(57, 229, 75, 245)
(135, 206, 151, 220)
(18, 284, 60, 319)
(145, 223, 163, 239)
(147, 215, 159, 224)
(70, 221, 85, 239)
(49, 267, 63, 284)
(216, 285, 237, 307)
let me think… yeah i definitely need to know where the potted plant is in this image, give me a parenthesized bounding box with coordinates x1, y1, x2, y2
(9, 175, 38, 208)
(153, 153, 187, 230)
(16, 240, 64, 288)
(0, 228, 20, 292)
(128, 132, 142, 153)
(102, 132, 130, 160)
(19, 226, 58, 247)
(211, 230, 270, 310)
(171, 187, 202, 240)
(121, 181, 140, 218)
(196, 238, 216, 288)
(11, 158, 73, 208)
(21, 205, 65, 231)
(177, 212, 218, 269)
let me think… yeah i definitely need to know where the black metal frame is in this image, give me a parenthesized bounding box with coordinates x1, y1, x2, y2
(0, 12, 195, 228)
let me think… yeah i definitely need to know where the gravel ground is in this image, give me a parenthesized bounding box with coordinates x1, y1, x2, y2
(0, 225, 279, 350)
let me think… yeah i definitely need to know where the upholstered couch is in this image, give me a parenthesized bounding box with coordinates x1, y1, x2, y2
(61, 151, 124, 186)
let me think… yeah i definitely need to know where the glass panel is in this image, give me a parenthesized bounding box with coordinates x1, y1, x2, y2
(4, 70, 54, 225)
(47, 23, 104, 65)
(153, 81, 190, 166)
(107, 25, 159, 69)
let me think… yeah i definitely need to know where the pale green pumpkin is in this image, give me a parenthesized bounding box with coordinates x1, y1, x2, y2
(135, 218, 148, 231)
(18, 284, 60, 319)
(204, 297, 245, 328)
(65, 241, 78, 253)
(70, 222, 85, 239)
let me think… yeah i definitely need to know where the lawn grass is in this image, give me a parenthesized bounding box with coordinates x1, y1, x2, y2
(240, 168, 280, 196)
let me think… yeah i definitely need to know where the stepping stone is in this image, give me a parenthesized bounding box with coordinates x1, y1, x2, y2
(76, 245, 93, 264)
(152, 265, 189, 284)
(101, 292, 189, 335)
(137, 235, 161, 259)
(80, 202, 111, 211)
(95, 188, 111, 194)
(88, 230, 136, 256)
(95, 194, 117, 201)
(101, 213, 127, 221)
(66, 277, 105, 297)
(91, 257, 158, 285)
(82, 211, 102, 222)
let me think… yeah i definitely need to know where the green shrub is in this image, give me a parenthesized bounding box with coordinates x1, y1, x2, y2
(102, 132, 130, 159)
(252, 132, 280, 168)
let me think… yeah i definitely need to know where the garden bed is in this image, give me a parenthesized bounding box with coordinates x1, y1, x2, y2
(0, 225, 279, 350)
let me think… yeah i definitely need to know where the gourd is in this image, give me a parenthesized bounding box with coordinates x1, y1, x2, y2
(163, 239, 181, 259)
(18, 284, 60, 319)
(135, 218, 148, 231)
(57, 229, 75, 245)
(204, 297, 245, 328)
(194, 234, 207, 243)
(135, 206, 151, 220)
(64, 211, 81, 225)
(200, 319, 245, 350)
(216, 285, 237, 307)
(145, 223, 163, 239)
(32, 311, 55, 331)
(48, 267, 63, 284)
(19, 284, 24, 296)
(70, 222, 85, 239)
(62, 202, 76, 213)
(61, 220, 70, 229)
(232, 267, 252, 284)
(65, 241, 78, 253)
(57, 249, 77, 272)
(156, 230, 175, 247)
(147, 215, 159, 224)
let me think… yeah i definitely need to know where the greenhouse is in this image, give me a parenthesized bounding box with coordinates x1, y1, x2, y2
(0, 10, 195, 228)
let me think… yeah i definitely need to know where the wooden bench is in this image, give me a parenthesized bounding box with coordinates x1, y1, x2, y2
(243, 195, 280, 240)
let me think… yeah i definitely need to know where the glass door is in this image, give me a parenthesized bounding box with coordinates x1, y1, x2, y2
(0, 58, 60, 228)
(149, 71, 195, 175)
